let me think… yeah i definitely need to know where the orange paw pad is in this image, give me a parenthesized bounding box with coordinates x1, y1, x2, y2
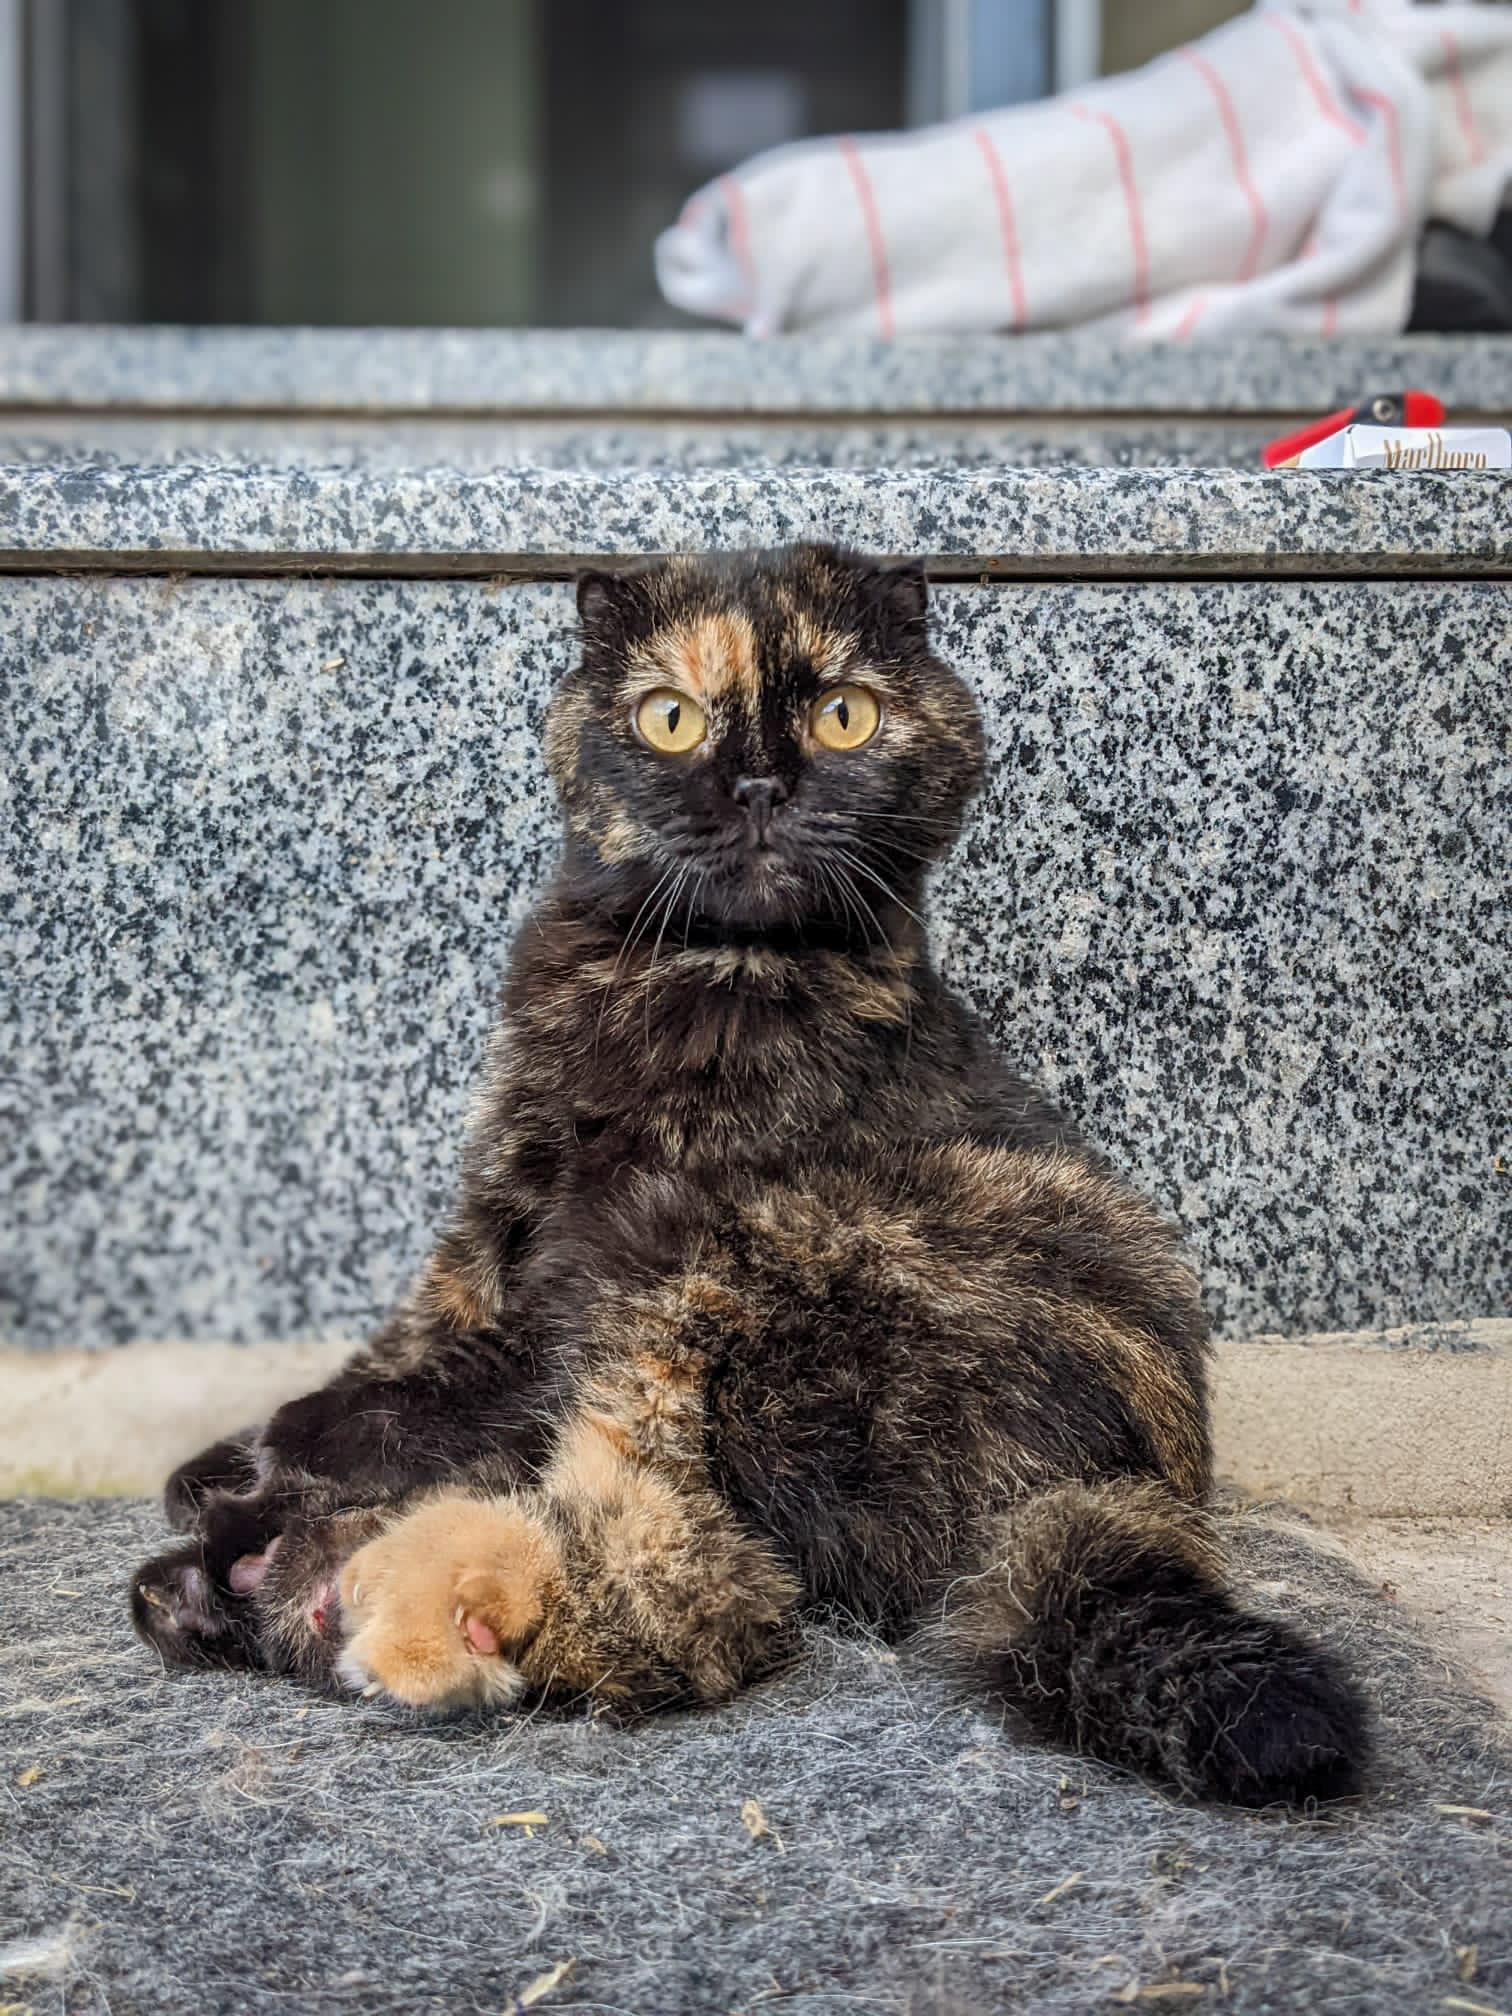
(335, 1493, 558, 1711)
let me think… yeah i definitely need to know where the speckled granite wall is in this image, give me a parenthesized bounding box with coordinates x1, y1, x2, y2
(6, 572, 1506, 1350)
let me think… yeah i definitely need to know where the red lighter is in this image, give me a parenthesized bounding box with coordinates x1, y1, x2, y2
(1261, 389, 1446, 468)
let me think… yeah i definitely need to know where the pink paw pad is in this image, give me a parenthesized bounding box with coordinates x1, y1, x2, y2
(461, 1610, 500, 1657)
(228, 1534, 281, 1595)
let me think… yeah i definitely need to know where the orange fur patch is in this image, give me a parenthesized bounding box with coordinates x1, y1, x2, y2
(425, 1260, 493, 1333)
(628, 613, 761, 709)
(789, 611, 862, 683)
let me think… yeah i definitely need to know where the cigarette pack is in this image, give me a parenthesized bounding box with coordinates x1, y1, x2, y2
(1288, 425, 1510, 470)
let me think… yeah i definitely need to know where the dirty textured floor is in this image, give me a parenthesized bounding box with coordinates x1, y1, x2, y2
(2, 1499, 1508, 2016)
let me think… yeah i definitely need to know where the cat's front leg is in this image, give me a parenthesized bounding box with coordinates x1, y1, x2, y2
(162, 1430, 261, 1532)
(255, 1358, 550, 1496)
(335, 1364, 801, 1713)
(253, 1268, 560, 1498)
(160, 1223, 555, 1535)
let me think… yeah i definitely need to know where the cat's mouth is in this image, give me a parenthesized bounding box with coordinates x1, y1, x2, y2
(692, 835, 806, 925)
(734, 846, 798, 896)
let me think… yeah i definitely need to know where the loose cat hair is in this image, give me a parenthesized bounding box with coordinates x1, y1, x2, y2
(132, 543, 1369, 1806)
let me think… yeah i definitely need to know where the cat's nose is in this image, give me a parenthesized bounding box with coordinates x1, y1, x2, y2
(733, 775, 788, 840)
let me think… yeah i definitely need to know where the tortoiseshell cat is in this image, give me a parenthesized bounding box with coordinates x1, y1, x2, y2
(132, 545, 1368, 1806)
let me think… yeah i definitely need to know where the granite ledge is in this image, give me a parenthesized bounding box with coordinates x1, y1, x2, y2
(1, 463, 1509, 576)
(1, 327, 1509, 417)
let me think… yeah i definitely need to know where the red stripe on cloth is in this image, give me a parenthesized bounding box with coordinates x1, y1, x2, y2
(837, 137, 894, 338)
(1265, 15, 1367, 146)
(1173, 295, 1208, 341)
(1353, 88, 1408, 225)
(1070, 104, 1150, 324)
(1441, 30, 1486, 169)
(971, 127, 1027, 330)
(717, 175, 759, 315)
(1177, 48, 1268, 282)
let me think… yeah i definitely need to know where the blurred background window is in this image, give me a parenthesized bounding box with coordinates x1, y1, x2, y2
(8, 0, 1256, 327)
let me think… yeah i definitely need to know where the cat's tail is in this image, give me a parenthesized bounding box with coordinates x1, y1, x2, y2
(943, 1478, 1370, 1807)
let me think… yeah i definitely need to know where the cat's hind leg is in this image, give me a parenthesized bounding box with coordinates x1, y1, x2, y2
(130, 1499, 270, 1669)
(130, 1493, 391, 1684)
(938, 1477, 1371, 1807)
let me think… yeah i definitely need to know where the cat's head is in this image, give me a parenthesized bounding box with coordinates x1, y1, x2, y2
(546, 544, 984, 934)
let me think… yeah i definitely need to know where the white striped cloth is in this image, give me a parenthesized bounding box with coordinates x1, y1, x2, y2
(654, 1, 1512, 341)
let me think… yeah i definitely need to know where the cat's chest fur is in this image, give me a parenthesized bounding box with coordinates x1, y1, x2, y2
(502, 917, 925, 1182)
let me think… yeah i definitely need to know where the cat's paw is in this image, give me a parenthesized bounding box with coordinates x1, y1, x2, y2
(335, 1494, 557, 1710)
(130, 1541, 262, 1670)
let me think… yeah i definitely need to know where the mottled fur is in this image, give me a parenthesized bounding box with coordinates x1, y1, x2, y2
(131, 545, 1368, 1805)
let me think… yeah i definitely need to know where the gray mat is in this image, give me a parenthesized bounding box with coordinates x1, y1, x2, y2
(2, 1498, 1508, 2016)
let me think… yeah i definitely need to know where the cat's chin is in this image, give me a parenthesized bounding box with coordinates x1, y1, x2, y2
(701, 854, 810, 931)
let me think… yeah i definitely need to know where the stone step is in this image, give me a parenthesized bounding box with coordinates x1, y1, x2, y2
(0, 413, 1318, 471)
(3, 462, 1506, 1355)
(2, 461, 1508, 575)
(2, 329, 1509, 469)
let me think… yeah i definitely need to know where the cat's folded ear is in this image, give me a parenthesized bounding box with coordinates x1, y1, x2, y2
(577, 566, 650, 642)
(865, 559, 930, 650)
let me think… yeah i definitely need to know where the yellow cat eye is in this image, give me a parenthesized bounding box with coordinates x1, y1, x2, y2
(635, 688, 707, 754)
(810, 684, 881, 751)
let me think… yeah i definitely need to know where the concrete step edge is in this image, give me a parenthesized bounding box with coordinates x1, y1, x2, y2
(1, 328, 1509, 414)
(2, 464, 1510, 577)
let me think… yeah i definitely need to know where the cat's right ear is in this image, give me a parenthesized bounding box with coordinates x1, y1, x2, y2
(576, 570, 617, 625)
(577, 568, 646, 641)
